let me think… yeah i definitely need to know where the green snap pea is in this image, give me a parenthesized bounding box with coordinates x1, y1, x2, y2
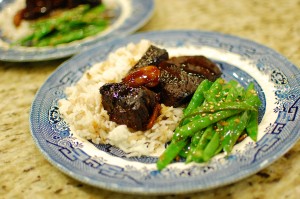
(203, 78, 225, 103)
(184, 101, 257, 119)
(246, 111, 259, 141)
(219, 80, 238, 101)
(156, 138, 188, 171)
(183, 79, 213, 116)
(221, 111, 250, 154)
(186, 125, 214, 163)
(183, 129, 206, 162)
(178, 140, 191, 158)
(225, 85, 244, 102)
(202, 130, 220, 161)
(173, 109, 242, 141)
(244, 82, 261, 107)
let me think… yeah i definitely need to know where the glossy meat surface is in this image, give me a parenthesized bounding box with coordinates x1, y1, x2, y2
(100, 83, 160, 131)
(158, 56, 222, 107)
(130, 45, 169, 72)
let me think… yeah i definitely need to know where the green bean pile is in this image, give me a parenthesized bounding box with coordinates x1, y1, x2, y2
(15, 4, 110, 47)
(156, 78, 261, 170)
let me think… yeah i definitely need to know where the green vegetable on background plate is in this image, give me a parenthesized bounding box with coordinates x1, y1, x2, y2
(156, 78, 262, 171)
(15, 4, 112, 47)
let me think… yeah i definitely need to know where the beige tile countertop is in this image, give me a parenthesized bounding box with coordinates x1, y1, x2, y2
(1, 0, 300, 198)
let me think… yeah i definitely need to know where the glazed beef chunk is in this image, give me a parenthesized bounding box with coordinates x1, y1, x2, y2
(129, 45, 169, 72)
(158, 56, 222, 107)
(100, 83, 160, 131)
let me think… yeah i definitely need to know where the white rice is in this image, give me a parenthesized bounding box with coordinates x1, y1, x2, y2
(58, 40, 183, 157)
(0, 0, 33, 41)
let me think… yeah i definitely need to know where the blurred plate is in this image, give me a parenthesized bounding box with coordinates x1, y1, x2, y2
(0, 0, 154, 62)
(30, 30, 300, 194)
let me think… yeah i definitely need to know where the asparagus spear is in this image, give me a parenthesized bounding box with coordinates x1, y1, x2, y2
(15, 4, 110, 47)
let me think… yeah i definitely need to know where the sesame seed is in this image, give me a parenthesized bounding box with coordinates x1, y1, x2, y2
(234, 118, 240, 123)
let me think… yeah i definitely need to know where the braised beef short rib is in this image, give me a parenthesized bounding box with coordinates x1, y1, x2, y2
(100, 83, 160, 131)
(158, 56, 222, 107)
(129, 45, 169, 72)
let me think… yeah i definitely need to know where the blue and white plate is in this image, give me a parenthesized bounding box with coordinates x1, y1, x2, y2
(30, 30, 300, 194)
(0, 0, 154, 62)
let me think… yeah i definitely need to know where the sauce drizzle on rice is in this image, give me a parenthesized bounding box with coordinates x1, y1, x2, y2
(58, 40, 183, 157)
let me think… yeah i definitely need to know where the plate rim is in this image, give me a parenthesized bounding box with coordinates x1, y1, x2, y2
(29, 30, 300, 195)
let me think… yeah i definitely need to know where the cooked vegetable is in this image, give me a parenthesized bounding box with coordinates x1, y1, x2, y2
(173, 109, 242, 141)
(157, 138, 188, 171)
(246, 111, 259, 141)
(156, 78, 261, 170)
(185, 101, 257, 116)
(202, 78, 225, 103)
(15, 4, 111, 47)
(221, 111, 250, 154)
(186, 125, 213, 163)
(183, 79, 213, 116)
